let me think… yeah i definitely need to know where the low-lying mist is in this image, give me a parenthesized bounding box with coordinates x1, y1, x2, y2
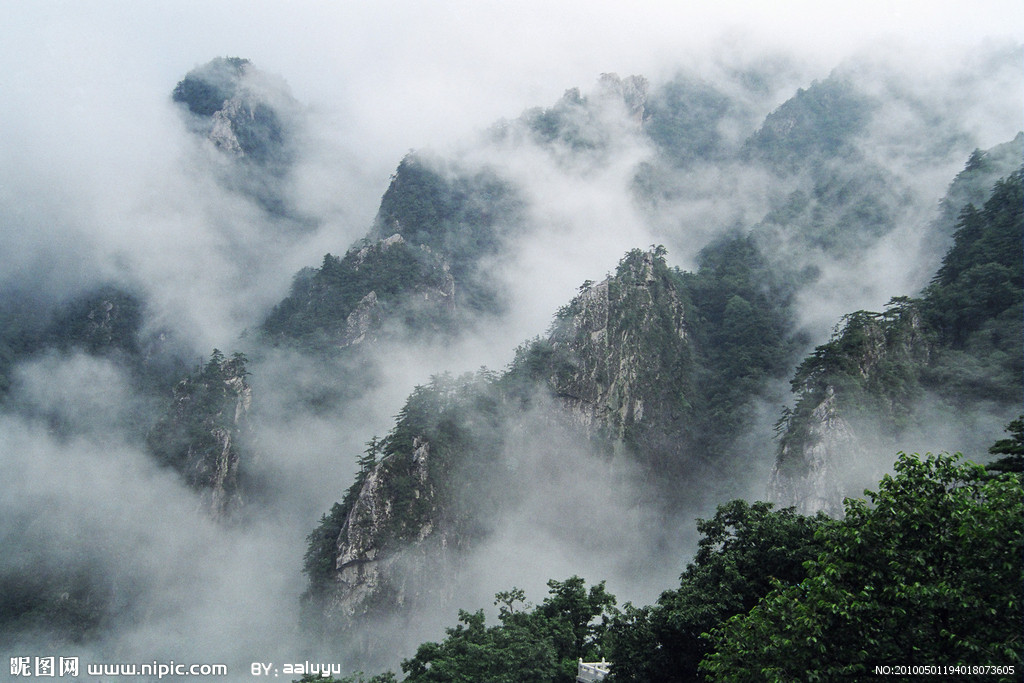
(1, 6, 1021, 678)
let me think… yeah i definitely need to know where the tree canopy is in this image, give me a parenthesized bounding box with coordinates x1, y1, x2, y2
(700, 452, 1023, 681)
(401, 577, 616, 683)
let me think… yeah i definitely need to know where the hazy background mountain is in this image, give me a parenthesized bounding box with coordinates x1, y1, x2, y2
(1, 3, 1021, 679)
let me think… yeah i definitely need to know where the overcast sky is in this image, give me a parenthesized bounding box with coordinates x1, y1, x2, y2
(5, 1, 1022, 176)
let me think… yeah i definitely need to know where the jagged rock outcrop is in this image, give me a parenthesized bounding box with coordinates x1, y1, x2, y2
(325, 436, 453, 626)
(172, 57, 293, 166)
(172, 57, 299, 214)
(147, 350, 252, 519)
(301, 374, 503, 661)
(545, 249, 691, 449)
(597, 72, 649, 122)
(772, 165, 1023, 514)
(769, 387, 857, 517)
(262, 234, 456, 351)
(303, 250, 698, 644)
(770, 302, 934, 515)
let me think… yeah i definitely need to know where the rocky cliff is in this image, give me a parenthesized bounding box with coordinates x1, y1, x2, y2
(543, 249, 692, 457)
(172, 57, 299, 214)
(301, 373, 504, 659)
(147, 350, 253, 519)
(302, 249, 701, 649)
(172, 57, 294, 165)
(262, 234, 456, 351)
(772, 166, 1023, 514)
(770, 302, 933, 515)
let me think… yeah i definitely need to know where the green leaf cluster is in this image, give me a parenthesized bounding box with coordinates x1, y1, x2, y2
(401, 577, 616, 683)
(606, 500, 828, 682)
(700, 453, 1023, 680)
(263, 240, 454, 350)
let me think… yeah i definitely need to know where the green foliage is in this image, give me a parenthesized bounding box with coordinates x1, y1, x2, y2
(682, 235, 808, 463)
(0, 566, 114, 647)
(779, 170, 1022, 466)
(146, 348, 249, 490)
(518, 87, 606, 152)
(745, 77, 873, 172)
(606, 500, 829, 682)
(501, 241, 804, 500)
(0, 285, 159, 400)
(987, 416, 1023, 473)
(643, 75, 731, 166)
(934, 134, 1023, 240)
(262, 240, 455, 350)
(791, 300, 928, 409)
(293, 674, 396, 683)
(171, 57, 250, 116)
(923, 169, 1023, 351)
(373, 153, 522, 312)
(44, 285, 143, 356)
(700, 453, 1024, 680)
(401, 577, 616, 683)
(302, 502, 349, 597)
(757, 162, 903, 253)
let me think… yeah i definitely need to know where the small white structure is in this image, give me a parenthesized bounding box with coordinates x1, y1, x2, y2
(577, 658, 610, 682)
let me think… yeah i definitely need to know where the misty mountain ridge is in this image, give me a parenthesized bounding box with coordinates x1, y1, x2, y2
(1, 50, 1020, 679)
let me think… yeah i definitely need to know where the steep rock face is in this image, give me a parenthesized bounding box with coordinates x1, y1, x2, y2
(262, 234, 456, 351)
(303, 375, 503, 660)
(597, 72, 649, 122)
(172, 57, 293, 166)
(147, 351, 252, 519)
(770, 302, 933, 515)
(306, 252, 695, 631)
(768, 386, 852, 516)
(325, 437, 451, 627)
(172, 57, 299, 214)
(772, 166, 1023, 514)
(545, 249, 691, 450)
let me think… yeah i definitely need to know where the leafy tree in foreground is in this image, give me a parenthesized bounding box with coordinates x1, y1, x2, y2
(606, 500, 829, 682)
(401, 577, 616, 683)
(700, 453, 1023, 681)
